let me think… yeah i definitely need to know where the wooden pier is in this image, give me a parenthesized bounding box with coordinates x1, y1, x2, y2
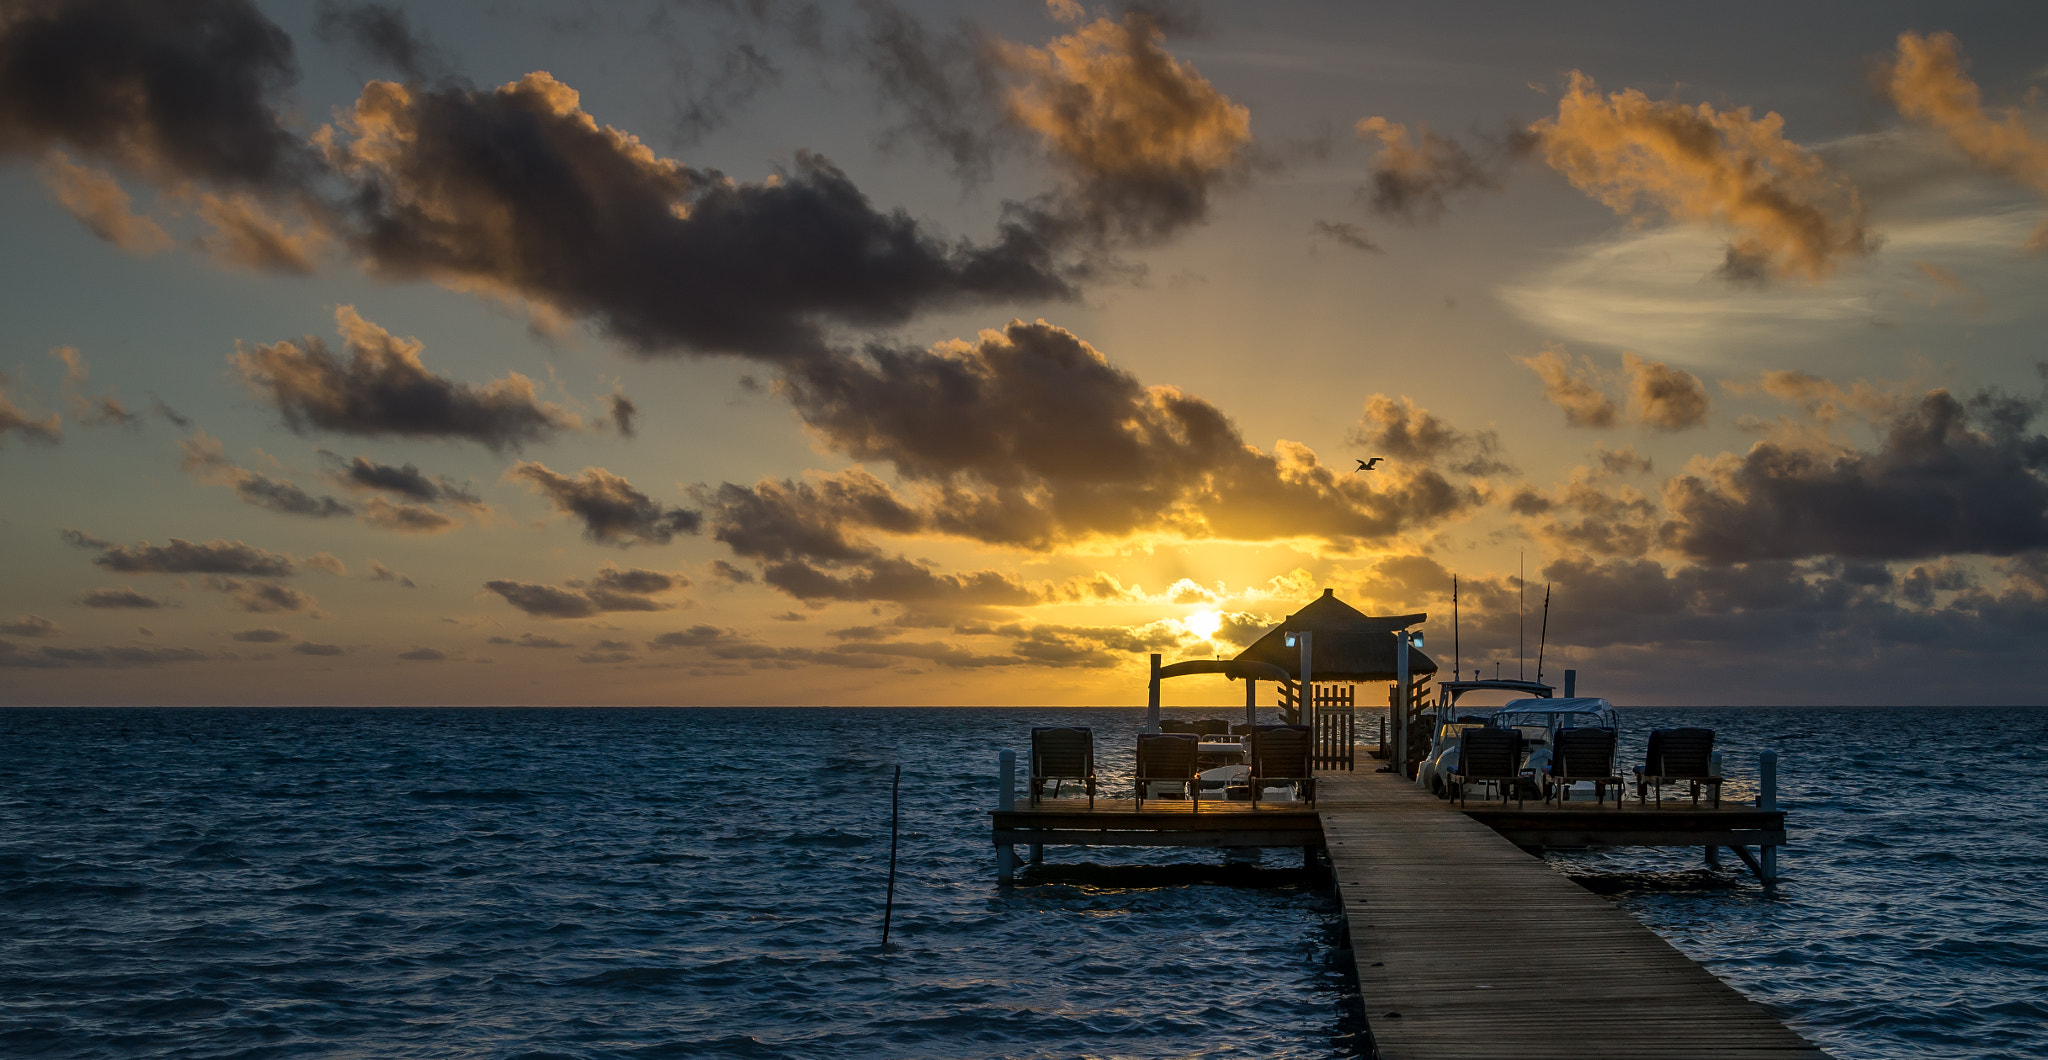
(991, 759, 1824, 1058)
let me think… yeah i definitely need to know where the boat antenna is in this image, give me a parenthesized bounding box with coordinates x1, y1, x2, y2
(1452, 574, 1460, 686)
(1518, 551, 1525, 681)
(1536, 583, 1551, 687)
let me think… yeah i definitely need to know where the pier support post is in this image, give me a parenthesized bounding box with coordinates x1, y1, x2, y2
(1705, 845, 1721, 868)
(1759, 751, 1778, 885)
(1145, 653, 1162, 734)
(998, 749, 1017, 881)
(1030, 844, 1043, 864)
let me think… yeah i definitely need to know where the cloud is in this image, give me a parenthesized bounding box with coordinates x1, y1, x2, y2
(774, 320, 1479, 550)
(231, 628, 290, 642)
(1623, 352, 1710, 430)
(312, 0, 448, 82)
(397, 647, 444, 661)
(607, 393, 637, 438)
(1515, 349, 1708, 430)
(358, 495, 457, 534)
(508, 462, 701, 546)
(1352, 117, 1525, 222)
(1312, 219, 1378, 252)
(232, 307, 579, 450)
(324, 452, 481, 506)
(1516, 348, 1618, 428)
(325, 72, 1070, 362)
(51, 347, 141, 428)
(1351, 394, 1513, 475)
(0, 643, 208, 669)
(1530, 71, 1872, 281)
(179, 432, 354, 517)
(79, 586, 163, 608)
(294, 640, 344, 655)
(490, 632, 572, 649)
(1661, 386, 2048, 563)
(194, 190, 325, 272)
(67, 530, 297, 576)
(482, 563, 685, 618)
(304, 552, 346, 575)
(994, 11, 1253, 243)
(1884, 31, 2048, 244)
(0, 381, 61, 445)
(37, 152, 171, 252)
(1, 614, 61, 637)
(0, 0, 317, 193)
(205, 576, 315, 613)
(368, 559, 417, 587)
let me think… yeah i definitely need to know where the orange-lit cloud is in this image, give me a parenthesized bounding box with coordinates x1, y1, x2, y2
(1517, 349, 1709, 430)
(1517, 348, 1618, 428)
(1353, 117, 1523, 221)
(1531, 71, 1872, 280)
(1884, 31, 2048, 247)
(37, 152, 170, 253)
(998, 11, 1252, 241)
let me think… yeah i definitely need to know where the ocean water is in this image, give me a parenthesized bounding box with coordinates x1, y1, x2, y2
(0, 706, 2043, 1059)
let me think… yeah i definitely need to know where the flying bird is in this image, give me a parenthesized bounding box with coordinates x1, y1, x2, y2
(1355, 457, 1383, 472)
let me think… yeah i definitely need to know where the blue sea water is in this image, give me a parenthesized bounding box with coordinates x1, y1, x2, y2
(1, 706, 2044, 1059)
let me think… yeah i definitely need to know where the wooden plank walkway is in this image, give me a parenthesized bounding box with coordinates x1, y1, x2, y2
(1319, 770, 1827, 1059)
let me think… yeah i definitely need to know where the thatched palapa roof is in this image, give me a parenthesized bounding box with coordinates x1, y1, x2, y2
(1232, 588, 1437, 683)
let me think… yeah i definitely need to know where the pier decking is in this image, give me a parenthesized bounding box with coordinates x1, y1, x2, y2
(992, 761, 1823, 1058)
(1319, 769, 1826, 1058)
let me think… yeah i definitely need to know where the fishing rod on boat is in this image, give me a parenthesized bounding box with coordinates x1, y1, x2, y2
(1536, 584, 1551, 687)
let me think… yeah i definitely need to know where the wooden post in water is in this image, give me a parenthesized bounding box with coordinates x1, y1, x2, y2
(997, 750, 1016, 882)
(1760, 751, 1778, 885)
(882, 765, 900, 946)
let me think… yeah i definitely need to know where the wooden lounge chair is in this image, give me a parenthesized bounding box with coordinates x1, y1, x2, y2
(1447, 727, 1524, 807)
(1542, 726, 1623, 807)
(1249, 723, 1314, 808)
(1030, 726, 1095, 808)
(1134, 733, 1201, 811)
(1634, 727, 1721, 808)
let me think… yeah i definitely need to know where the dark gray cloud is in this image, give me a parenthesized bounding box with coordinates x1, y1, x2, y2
(607, 393, 637, 439)
(509, 462, 701, 546)
(357, 496, 456, 534)
(368, 559, 417, 587)
(489, 632, 572, 649)
(294, 640, 344, 655)
(483, 563, 684, 619)
(79, 586, 163, 608)
(0, 642, 208, 668)
(770, 321, 1477, 550)
(65, 529, 296, 576)
(855, 1, 1007, 183)
(0, 0, 315, 193)
(1351, 117, 1530, 222)
(233, 307, 579, 450)
(231, 627, 290, 642)
(313, 1, 447, 81)
(325, 452, 481, 505)
(205, 576, 315, 613)
(1351, 394, 1513, 476)
(1312, 220, 1379, 253)
(1, 614, 61, 637)
(397, 646, 444, 661)
(180, 432, 354, 517)
(330, 74, 1071, 363)
(1662, 388, 2048, 564)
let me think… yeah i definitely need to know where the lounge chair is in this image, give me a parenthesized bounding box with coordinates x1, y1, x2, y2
(1249, 724, 1314, 808)
(1635, 727, 1721, 807)
(1030, 727, 1095, 808)
(1542, 726, 1623, 807)
(1134, 733, 1201, 811)
(1159, 720, 1202, 734)
(1447, 727, 1524, 807)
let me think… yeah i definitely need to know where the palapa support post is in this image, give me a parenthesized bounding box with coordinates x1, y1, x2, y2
(1145, 653, 1162, 735)
(1394, 631, 1411, 781)
(1298, 631, 1314, 741)
(1244, 675, 1257, 735)
(997, 750, 1017, 882)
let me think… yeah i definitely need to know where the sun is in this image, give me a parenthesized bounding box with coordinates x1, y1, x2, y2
(1181, 609, 1223, 640)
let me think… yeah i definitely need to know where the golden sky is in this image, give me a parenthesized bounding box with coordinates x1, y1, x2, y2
(6, 1, 2048, 706)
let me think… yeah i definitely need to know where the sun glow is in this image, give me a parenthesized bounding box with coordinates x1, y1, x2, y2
(1181, 609, 1223, 640)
